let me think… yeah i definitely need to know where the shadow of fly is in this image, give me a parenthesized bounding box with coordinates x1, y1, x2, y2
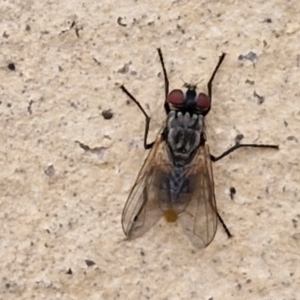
(120, 48, 278, 248)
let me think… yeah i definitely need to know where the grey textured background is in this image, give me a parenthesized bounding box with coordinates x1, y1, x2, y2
(1, 0, 300, 299)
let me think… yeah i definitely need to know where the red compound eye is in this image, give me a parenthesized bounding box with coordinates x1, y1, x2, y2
(196, 93, 210, 110)
(167, 89, 184, 105)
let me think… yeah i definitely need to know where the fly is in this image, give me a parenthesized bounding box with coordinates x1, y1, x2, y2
(120, 48, 278, 248)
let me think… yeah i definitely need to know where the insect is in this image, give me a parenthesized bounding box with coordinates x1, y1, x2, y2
(120, 48, 278, 248)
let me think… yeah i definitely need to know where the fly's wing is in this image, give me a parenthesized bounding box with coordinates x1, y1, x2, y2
(122, 133, 169, 240)
(178, 144, 218, 248)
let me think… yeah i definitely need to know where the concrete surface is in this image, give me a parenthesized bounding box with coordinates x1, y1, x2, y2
(1, 0, 300, 299)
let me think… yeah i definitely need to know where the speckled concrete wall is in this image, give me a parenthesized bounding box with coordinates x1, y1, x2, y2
(1, 0, 300, 299)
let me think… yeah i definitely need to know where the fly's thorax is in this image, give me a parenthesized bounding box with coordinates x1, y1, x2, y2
(166, 111, 203, 159)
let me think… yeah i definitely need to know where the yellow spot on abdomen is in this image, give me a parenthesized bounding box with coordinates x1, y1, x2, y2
(164, 209, 178, 223)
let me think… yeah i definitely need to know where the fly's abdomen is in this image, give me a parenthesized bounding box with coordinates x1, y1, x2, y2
(156, 166, 194, 216)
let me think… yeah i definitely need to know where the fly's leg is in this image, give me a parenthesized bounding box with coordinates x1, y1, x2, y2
(211, 143, 279, 162)
(207, 53, 226, 105)
(157, 48, 170, 114)
(217, 212, 233, 238)
(120, 85, 154, 149)
(213, 143, 278, 238)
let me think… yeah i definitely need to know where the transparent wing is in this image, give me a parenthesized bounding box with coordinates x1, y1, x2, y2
(178, 144, 218, 248)
(122, 133, 169, 239)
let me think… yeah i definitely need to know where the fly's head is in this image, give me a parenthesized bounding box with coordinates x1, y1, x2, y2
(167, 83, 211, 115)
(166, 84, 210, 161)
